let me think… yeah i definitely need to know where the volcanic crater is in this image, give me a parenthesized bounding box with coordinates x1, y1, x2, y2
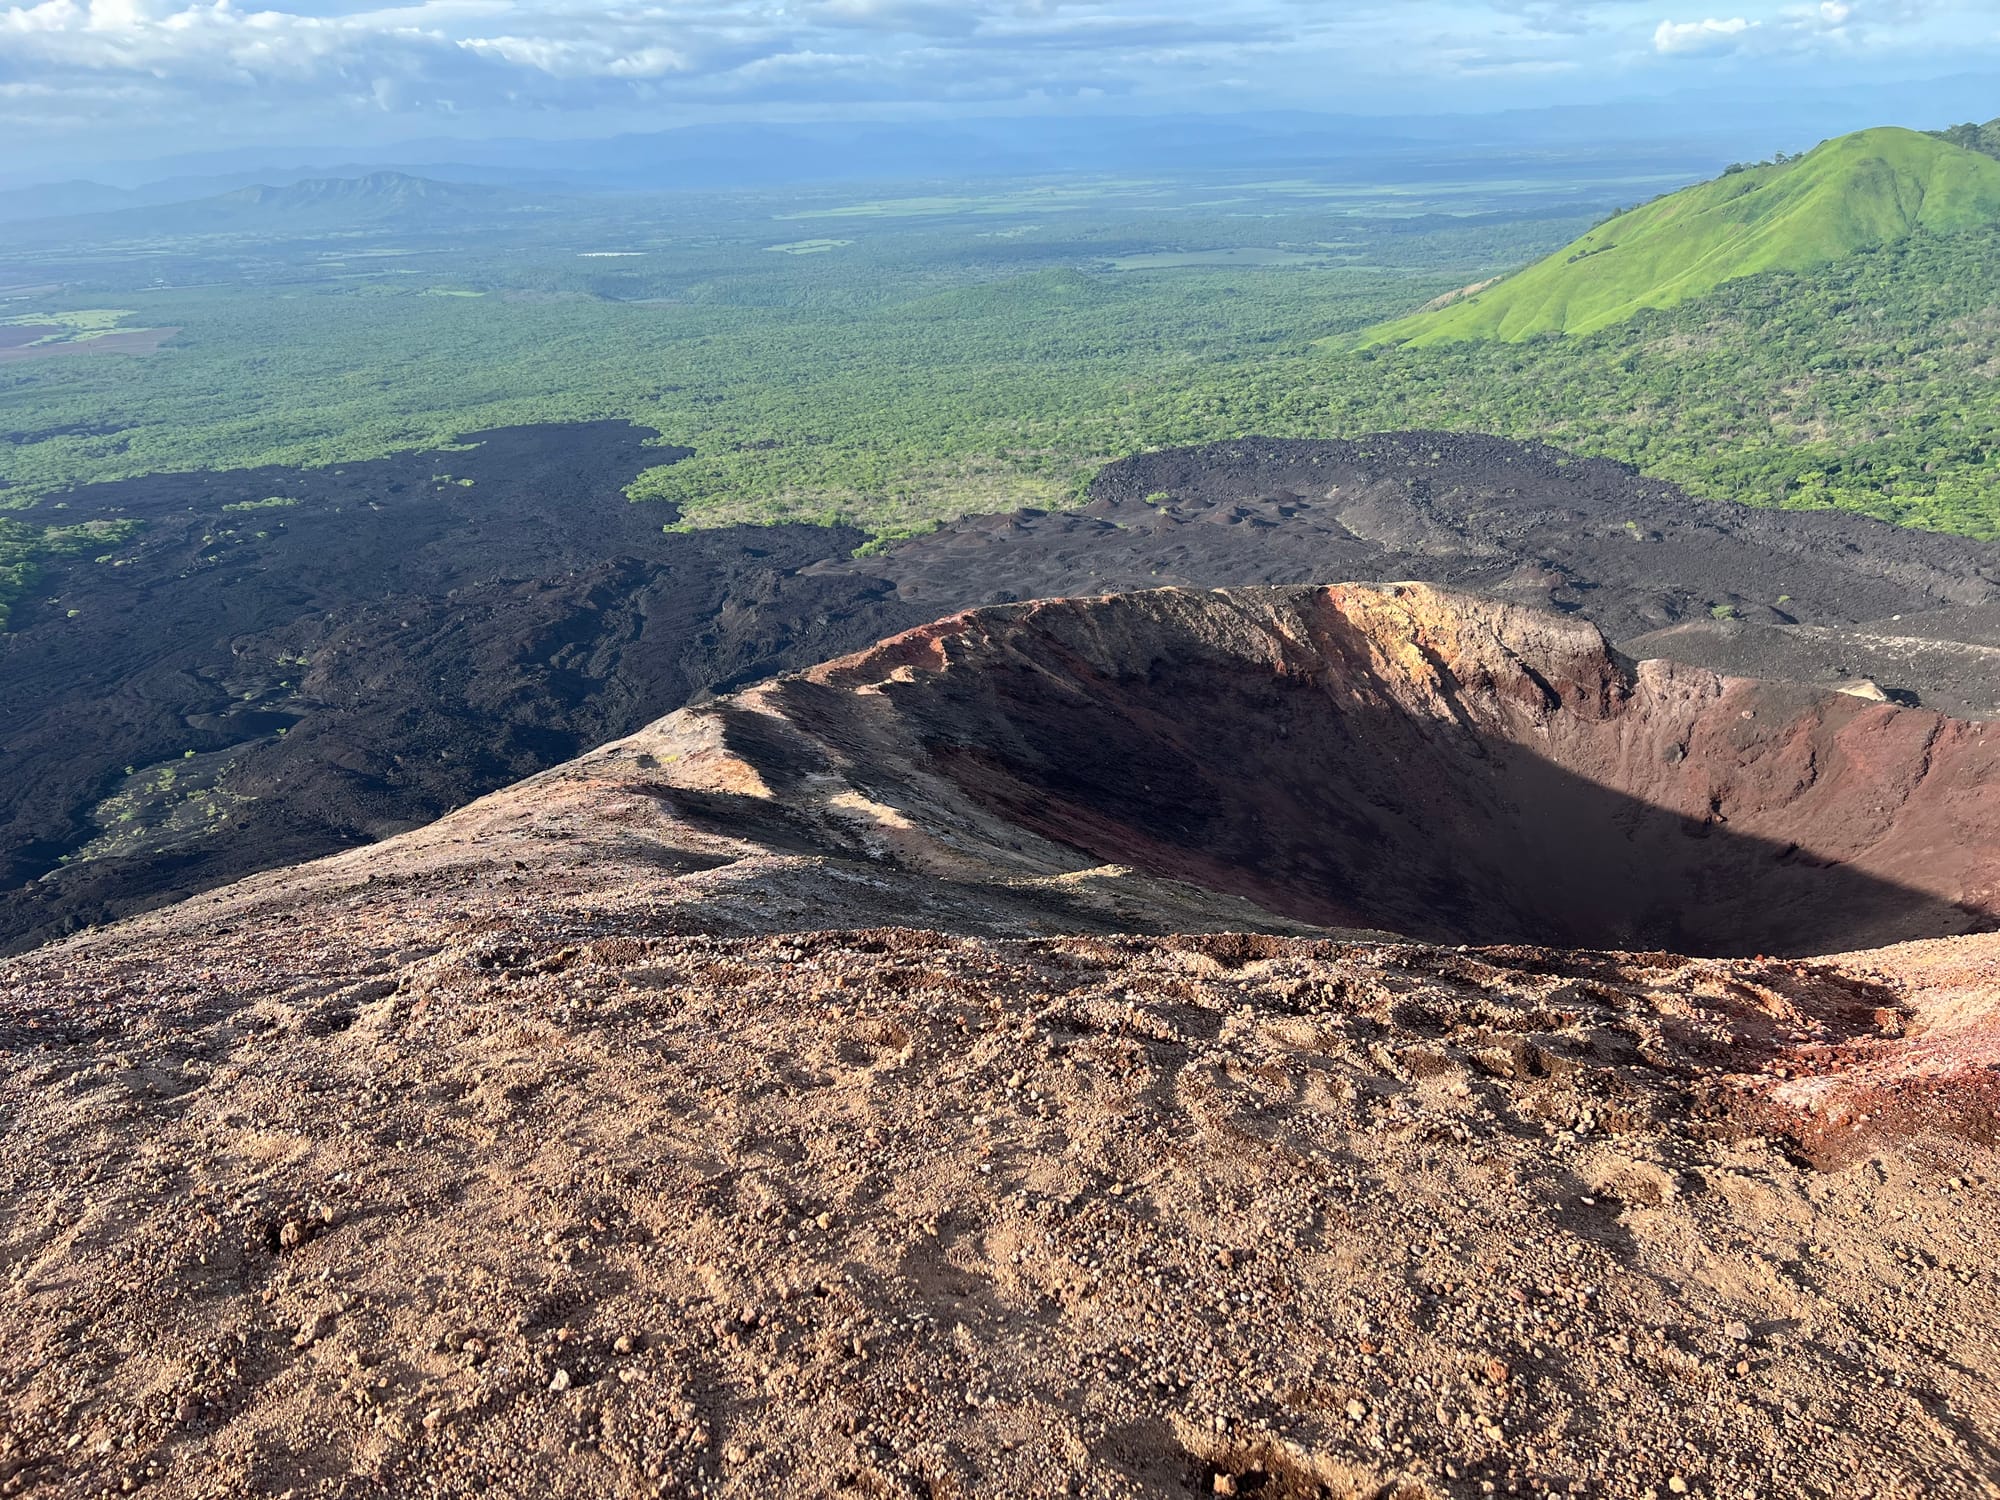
(712, 584, 2000, 958)
(5, 584, 1999, 1499)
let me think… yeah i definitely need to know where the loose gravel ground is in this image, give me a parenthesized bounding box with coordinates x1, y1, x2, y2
(4, 914, 1995, 1499)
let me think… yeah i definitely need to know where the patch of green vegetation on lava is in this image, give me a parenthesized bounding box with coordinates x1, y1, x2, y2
(0, 515, 142, 629)
(61, 747, 259, 868)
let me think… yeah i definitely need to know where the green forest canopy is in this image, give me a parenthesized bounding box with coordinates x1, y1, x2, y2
(1931, 118, 2000, 160)
(5, 155, 2000, 629)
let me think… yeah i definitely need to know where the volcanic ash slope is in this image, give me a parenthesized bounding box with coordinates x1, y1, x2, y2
(2, 584, 1997, 1500)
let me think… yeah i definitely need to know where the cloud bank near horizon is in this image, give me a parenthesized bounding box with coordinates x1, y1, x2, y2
(2, 0, 1994, 166)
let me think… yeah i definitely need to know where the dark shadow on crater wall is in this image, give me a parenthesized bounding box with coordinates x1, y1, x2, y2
(775, 655, 1991, 960)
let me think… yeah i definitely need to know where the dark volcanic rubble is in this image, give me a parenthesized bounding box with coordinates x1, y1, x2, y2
(856, 433, 2000, 673)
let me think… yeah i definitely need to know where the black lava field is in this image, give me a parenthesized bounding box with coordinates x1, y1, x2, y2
(5, 421, 1998, 951)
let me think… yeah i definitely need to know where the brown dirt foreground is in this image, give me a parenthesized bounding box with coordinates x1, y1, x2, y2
(2, 587, 1998, 1500)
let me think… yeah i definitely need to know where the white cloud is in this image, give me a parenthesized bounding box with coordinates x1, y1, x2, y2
(0, 0, 1995, 165)
(0, 0, 1247, 99)
(0, 0, 1316, 143)
(801, 0, 976, 37)
(456, 34, 693, 80)
(1653, 15, 1757, 52)
(1651, 0, 1971, 59)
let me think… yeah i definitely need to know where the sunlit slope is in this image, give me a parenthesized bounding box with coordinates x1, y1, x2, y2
(1365, 128, 2000, 346)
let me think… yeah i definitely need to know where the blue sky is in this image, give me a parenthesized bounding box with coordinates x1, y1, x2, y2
(4, 0, 1997, 166)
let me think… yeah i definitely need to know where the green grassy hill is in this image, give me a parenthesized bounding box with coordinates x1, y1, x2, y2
(1364, 127, 2000, 346)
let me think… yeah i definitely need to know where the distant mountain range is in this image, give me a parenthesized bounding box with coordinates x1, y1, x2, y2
(34, 74, 1997, 190)
(0, 162, 553, 226)
(21, 87, 1964, 214)
(0, 171, 518, 242)
(202, 171, 502, 217)
(12, 85, 2000, 229)
(0, 120, 1711, 225)
(1366, 125, 2000, 346)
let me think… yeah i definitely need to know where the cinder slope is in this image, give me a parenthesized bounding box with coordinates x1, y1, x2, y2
(4, 586, 1998, 1499)
(6, 919, 1998, 1500)
(1366, 127, 2000, 344)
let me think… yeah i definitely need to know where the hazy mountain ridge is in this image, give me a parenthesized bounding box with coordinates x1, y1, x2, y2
(210, 170, 501, 213)
(1366, 125, 2000, 345)
(0, 170, 520, 242)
